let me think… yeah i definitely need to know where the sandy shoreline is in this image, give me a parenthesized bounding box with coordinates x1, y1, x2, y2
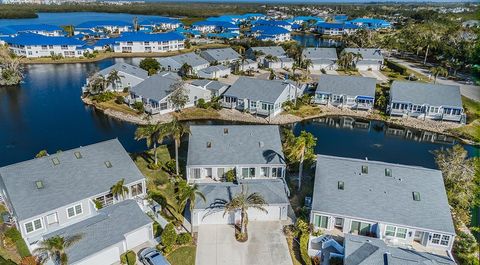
(82, 97, 476, 145)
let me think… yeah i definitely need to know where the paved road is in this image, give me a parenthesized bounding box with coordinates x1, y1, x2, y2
(389, 57, 480, 102)
(196, 222, 293, 265)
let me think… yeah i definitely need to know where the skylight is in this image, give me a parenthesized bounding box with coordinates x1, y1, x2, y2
(104, 161, 112, 168)
(385, 168, 392, 177)
(361, 165, 368, 174)
(51, 157, 60, 166)
(35, 180, 44, 189)
(338, 181, 344, 190)
(413, 192, 421, 201)
(206, 142, 212, 148)
(224, 128, 229, 134)
(74, 151, 82, 159)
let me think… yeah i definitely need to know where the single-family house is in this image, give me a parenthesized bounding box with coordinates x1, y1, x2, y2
(127, 73, 210, 115)
(191, 179, 290, 229)
(246, 46, 293, 69)
(462, 19, 480, 28)
(113, 32, 185, 53)
(310, 155, 456, 255)
(315, 22, 359, 36)
(197, 65, 231, 79)
(302, 47, 338, 71)
(190, 79, 229, 97)
(237, 59, 258, 72)
(221, 77, 301, 117)
(388, 81, 465, 123)
(347, 18, 391, 30)
(82, 62, 148, 93)
(200, 47, 240, 65)
(250, 25, 291, 42)
(342, 234, 455, 265)
(314, 75, 376, 110)
(76, 20, 132, 34)
(157, 52, 210, 74)
(186, 125, 287, 182)
(0, 139, 152, 265)
(343, 48, 384, 70)
(4, 33, 85, 58)
(0, 24, 64, 36)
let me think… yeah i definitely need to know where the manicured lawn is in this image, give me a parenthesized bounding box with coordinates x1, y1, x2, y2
(166, 245, 196, 265)
(174, 107, 221, 121)
(96, 99, 141, 116)
(449, 96, 480, 142)
(286, 105, 322, 118)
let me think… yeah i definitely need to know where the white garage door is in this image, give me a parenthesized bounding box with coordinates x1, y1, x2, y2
(248, 206, 280, 221)
(74, 246, 120, 265)
(125, 226, 151, 249)
(198, 210, 235, 225)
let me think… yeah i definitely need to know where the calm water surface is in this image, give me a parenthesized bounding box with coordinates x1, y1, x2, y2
(0, 58, 478, 168)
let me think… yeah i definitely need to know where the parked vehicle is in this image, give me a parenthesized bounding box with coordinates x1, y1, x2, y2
(139, 248, 170, 265)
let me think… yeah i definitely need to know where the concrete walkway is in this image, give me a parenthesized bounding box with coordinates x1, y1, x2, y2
(196, 222, 293, 265)
(389, 57, 480, 102)
(359, 70, 389, 83)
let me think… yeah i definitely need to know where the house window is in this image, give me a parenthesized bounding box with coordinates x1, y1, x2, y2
(350, 221, 371, 236)
(160, 102, 168, 110)
(24, 218, 43, 234)
(313, 214, 329, 229)
(241, 167, 256, 178)
(249, 168, 255, 178)
(385, 225, 396, 236)
(95, 193, 113, 207)
(260, 167, 268, 177)
(67, 204, 83, 218)
(271, 167, 283, 178)
(396, 228, 407, 239)
(131, 183, 143, 197)
(385, 225, 407, 239)
(46, 213, 58, 225)
(440, 235, 450, 246)
(431, 233, 441, 244)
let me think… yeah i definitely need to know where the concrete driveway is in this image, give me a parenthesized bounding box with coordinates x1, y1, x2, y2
(359, 70, 388, 83)
(196, 222, 293, 265)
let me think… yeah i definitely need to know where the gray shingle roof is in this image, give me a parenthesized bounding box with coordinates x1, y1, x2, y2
(158, 52, 209, 68)
(223, 76, 294, 103)
(344, 48, 383, 61)
(131, 73, 181, 101)
(249, 46, 287, 58)
(390, 81, 463, 108)
(191, 79, 229, 92)
(0, 139, 145, 221)
(194, 179, 290, 209)
(98, 62, 148, 80)
(45, 200, 152, 264)
(316, 75, 376, 98)
(187, 125, 286, 167)
(199, 65, 230, 75)
(344, 234, 455, 265)
(303, 47, 338, 60)
(312, 155, 455, 234)
(200, 48, 240, 63)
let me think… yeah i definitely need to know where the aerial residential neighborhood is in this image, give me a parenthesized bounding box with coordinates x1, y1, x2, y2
(0, 1, 478, 265)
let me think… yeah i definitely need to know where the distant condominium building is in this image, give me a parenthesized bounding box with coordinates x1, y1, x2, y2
(113, 32, 185, 53)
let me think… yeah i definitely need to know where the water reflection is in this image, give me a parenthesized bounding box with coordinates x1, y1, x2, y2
(292, 33, 343, 48)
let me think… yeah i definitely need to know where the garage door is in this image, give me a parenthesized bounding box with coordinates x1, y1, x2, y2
(248, 206, 280, 221)
(74, 246, 120, 265)
(125, 226, 151, 249)
(198, 210, 235, 225)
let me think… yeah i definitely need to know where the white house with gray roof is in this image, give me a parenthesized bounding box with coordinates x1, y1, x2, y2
(191, 180, 290, 229)
(343, 48, 384, 71)
(82, 62, 148, 93)
(302, 47, 338, 71)
(246, 46, 293, 69)
(157, 52, 209, 74)
(221, 77, 301, 117)
(197, 65, 231, 79)
(310, 155, 456, 256)
(388, 81, 465, 123)
(0, 139, 152, 265)
(126, 72, 211, 115)
(190, 79, 229, 97)
(186, 125, 286, 183)
(314, 75, 376, 110)
(200, 47, 241, 65)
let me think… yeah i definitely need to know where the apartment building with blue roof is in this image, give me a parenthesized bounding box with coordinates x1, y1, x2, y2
(316, 22, 359, 36)
(76, 20, 132, 34)
(250, 25, 291, 42)
(0, 24, 64, 37)
(112, 32, 185, 53)
(347, 18, 391, 30)
(139, 17, 182, 31)
(3, 33, 86, 58)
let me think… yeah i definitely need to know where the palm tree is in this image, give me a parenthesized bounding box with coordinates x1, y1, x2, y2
(166, 118, 190, 176)
(176, 180, 206, 214)
(180, 63, 193, 77)
(86, 74, 107, 94)
(134, 123, 167, 166)
(111, 178, 129, 201)
(214, 185, 268, 237)
(34, 234, 83, 265)
(106, 70, 124, 91)
(430, 66, 448, 83)
(302, 59, 313, 73)
(284, 131, 317, 191)
(252, 50, 265, 60)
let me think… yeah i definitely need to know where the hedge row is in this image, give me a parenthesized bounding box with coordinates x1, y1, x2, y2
(385, 60, 408, 75)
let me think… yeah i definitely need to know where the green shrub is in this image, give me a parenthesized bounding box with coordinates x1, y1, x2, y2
(385, 60, 407, 75)
(163, 159, 176, 173)
(92, 91, 116, 103)
(140, 58, 160, 75)
(35, 150, 48, 158)
(176, 233, 192, 245)
(115, 96, 124, 104)
(299, 233, 312, 265)
(153, 222, 163, 238)
(5, 228, 30, 258)
(225, 169, 236, 182)
(93, 199, 103, 209)
(0, 255, 16, 265)
(148, 162, 162, 170)
(320, 68, 326, 74)
(120, 250, 136, 265)
(122, 87, 130, 93)
(161, 223, 177, 249)
(132, 102, 145, 113)
(196, 98, 207, 109)
(454, 231, 479, 265)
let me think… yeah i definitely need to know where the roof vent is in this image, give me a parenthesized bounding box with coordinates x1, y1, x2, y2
(413, 192, 421, 201)
(361, 165, 368, 174)
(74, 151, 82, 159)
(337, 181, 344, 190)
(104, 161, 112, 168)
(35, 180, 44, 189)
(223, 128, 229, 135)
(51, 157, 60, 166)
(385, 168, 392, 177)
(206, 142, 212, 148)
(259, 141, 264, 148)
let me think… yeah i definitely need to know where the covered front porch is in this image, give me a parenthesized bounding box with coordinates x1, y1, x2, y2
(187, 165, 286, 183)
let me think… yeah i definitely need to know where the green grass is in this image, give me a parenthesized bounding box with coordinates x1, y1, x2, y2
(449, 96, 480, 142)
(166, 246, 196, 265)
(174, 108, 221, 121)
(180, 17, 204, 26)
(286, 105, 322, 118)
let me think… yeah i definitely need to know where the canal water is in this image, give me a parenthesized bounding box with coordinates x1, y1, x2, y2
(0, 58, 478, 168)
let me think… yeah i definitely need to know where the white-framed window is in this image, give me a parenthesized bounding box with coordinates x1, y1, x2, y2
(67, 204, 83, 218)
(313, 214, 329, 229)
(131, 182, 143, 197)
(385, 225, 407, 239)
(95, 193, 114, 208)
(46, 213, 58, 225)
(24, 218, 43, 234)
(431, 233, 450, 246)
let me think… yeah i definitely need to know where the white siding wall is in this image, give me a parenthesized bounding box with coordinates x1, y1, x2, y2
(9, 44, 84, 58)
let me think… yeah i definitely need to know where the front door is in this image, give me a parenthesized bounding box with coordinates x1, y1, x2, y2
(205, 168, 212, 178)
(217, 168, 225, 180)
